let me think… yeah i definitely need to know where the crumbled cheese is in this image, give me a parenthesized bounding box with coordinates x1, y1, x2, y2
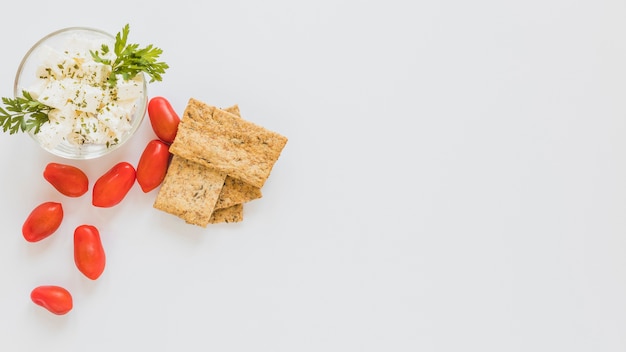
(28, 33, 143, 150)
(115, 77, 144, 102)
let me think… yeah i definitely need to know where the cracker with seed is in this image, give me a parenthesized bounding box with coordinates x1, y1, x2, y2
(215, 105, 262, 210)
(153, 104, 260, 225)
(170, 98, 288, 189)
(211, 105, 261, 219)
(153, 155, 226, 227)
(209, 204, 244, 224)
(215, 176, 262, 210)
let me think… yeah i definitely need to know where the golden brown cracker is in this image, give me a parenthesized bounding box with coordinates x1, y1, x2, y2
(215, 176, 262, 210)
(153, 155, 226, 227)
(215, 105, 263, 209)
(223, 104, 240, 117)
(170, 98, 288, 188)
(209, 204, 244, 224)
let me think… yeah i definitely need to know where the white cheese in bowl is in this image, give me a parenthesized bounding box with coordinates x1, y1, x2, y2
(25, 33, 144, 151)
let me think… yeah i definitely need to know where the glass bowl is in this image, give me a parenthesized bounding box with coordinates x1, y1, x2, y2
(14, 27, 147, 160)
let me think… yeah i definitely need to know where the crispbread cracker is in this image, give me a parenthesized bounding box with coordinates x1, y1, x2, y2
(209, 204, 244, 224)
(153, 155, 226, 227)
(153, 100, 285, 226)
(170, 98, 288, 188)
(215, 104, 262, 210)
(223, 104, 240, 117)
(215, 176, 262, 210)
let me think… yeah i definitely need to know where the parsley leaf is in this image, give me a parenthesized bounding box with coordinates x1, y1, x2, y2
(0, 91, 52, 134)
(91, 24, 169, 87)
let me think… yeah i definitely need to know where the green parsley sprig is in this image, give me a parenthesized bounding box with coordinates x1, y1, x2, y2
(0, 91, 51, 134)
(91, 23, 169, 87)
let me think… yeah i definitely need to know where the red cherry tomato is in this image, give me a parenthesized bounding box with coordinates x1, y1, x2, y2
(22, 202, 63, 242)
(30, 285, 73, 315)
(148, 96, 180, 144)
(43, 162, 89, 197)
(74, 225, 106, 280)
(92, 162, 136, 208)
(136, 139, 171, 193)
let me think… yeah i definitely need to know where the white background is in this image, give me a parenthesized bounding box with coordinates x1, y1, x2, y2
(0, 0, 625, 351)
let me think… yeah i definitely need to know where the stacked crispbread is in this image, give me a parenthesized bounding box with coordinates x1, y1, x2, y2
(153, 98, 287, 227)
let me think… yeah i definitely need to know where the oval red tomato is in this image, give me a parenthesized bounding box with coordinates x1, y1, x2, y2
(92, 162, 136, 208)
(43, 162, 89, 197)
(148, 96, 180, 144)
(74, 225, 106, 280)
(136, 139, 171, 193)
(31, 285, 73, 315)
(22, 202, 63, 242)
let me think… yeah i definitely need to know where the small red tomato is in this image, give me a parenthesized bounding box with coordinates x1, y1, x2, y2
(31, 285, 73, 315)
(92, 162, 136, 207)
(74, 225, 106, 280)
(148, 96, 180, 144)
(22, 202, 63, 242)
(136, 139, 171, 193)
(43, 162, 89, 197)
